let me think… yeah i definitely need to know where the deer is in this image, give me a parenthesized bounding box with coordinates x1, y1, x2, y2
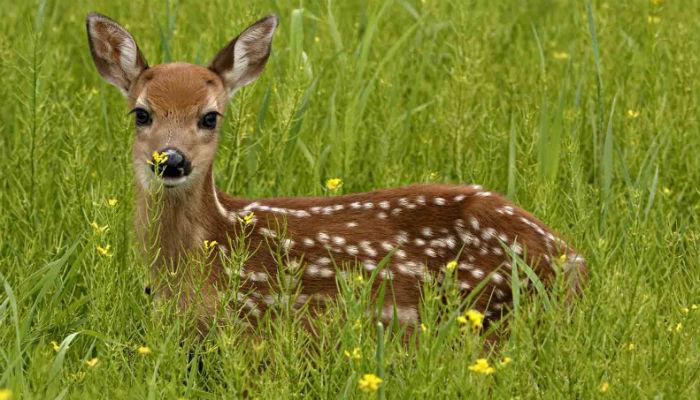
(86, 12, 587, 337)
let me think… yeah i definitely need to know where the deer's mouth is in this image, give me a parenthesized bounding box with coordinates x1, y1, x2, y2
(161, 175, 189, 188)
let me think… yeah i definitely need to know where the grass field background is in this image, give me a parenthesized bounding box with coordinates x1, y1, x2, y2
(1, 0, 700, 398)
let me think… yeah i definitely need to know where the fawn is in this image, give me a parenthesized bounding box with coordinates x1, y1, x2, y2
(86, 12, 586, 335)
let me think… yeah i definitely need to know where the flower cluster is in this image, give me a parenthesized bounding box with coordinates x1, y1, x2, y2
(148, 151, 169, 166)
(325, 178, 343, 191)
(457, 309, 484, 331)
(468, 356, 512, 375)
(358, 373, 382, 392)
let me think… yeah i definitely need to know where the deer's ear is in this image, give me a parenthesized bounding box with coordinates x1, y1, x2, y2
(86, 12, 148, 96)
(208, 15, 277, 95)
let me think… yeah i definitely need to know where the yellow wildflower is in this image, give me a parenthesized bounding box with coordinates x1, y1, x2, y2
(627, 109, 640, 119)
(662, 187, 672, 195)
(499, 357, 512, 367)
(358, 373, 382, 392)
(96, 244, 112, 257)
(85, 357, 99, 367)
(627, 343, 636, 351)
(446, 260, 457, 272)
(553, 51, 570, 60)
(90, 221, 108, 234)
(51, 340, 61, 352)
(692, 304, 699, 310)
(681, 307, 690, 315)
(204, 240, 219, 250)
(428, 171, 439, 181)
(0, 389, 12, 400)
(353, 319, 362, 330)
(355, 274, 365, 283)
(600, 381, 610, 393)
(466, 309, 484, 331)
(137, 346, 151, 355)
(314, 36, 320, 43)
(107, 198, 118, 207)
(468, 358, 495, 375)
(420, 323, 428, 333)
(651, 0, 662, 5)
(457, 315, 468, 325)
(239, 212, 255, 226)
(148, 151, 169, 166)
(325, 178, 343, 191)
(344, 347, 362, 361)
(647, 16, 661, 24)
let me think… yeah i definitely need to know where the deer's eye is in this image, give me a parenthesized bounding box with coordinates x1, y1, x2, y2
(132, 108, 152, 127)
(199, 112, 219, 130)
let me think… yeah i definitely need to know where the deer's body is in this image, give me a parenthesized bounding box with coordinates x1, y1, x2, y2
(87, 12, 586, 334)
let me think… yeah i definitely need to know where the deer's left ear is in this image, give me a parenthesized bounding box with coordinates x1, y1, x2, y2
(209, 15, 278, 95)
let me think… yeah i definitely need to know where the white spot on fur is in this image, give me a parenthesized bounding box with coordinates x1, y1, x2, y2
(511, 242, 523, 255)
(360, 241, 377, 257)
(282, 238, 295, 251)
(469, 217, 480, 230)
(259, 227, 276, 238)
(305, 264, 321, 277)
(317, 231, 330, 243)
(491, 272, 504, 284)
(395, 231, 409, 244)
(346, 221, 359, 228)
(458, 262, 473, 271)
(379, 200, 390, 209)
(345, 245, 359, 256)
(421, 227, 433, 237)
(433, 197, 446, 205)
(303, 237, 315, 247)
(481, 227, 497, 241)
(319, 268, 335, 278)
(424, 248, 437, 257)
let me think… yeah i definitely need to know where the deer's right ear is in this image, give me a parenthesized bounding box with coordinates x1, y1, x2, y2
(86, 12, 148, 96)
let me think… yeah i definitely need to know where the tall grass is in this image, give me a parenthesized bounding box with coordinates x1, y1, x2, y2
(1, 0, 699, 398)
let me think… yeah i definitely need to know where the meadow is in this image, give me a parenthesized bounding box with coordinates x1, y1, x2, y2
(1, 0, 700, 398)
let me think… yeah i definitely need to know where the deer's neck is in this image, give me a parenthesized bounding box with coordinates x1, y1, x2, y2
(136, 166, 231, 266)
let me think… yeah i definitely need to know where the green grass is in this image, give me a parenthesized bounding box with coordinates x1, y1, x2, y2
(1, 0, 700, 398)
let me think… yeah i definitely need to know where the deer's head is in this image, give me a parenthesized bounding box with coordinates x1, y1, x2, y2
(86, 12, 277, 192)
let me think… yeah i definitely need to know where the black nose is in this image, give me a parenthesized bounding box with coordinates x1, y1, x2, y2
(151, 148, 192, 178)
